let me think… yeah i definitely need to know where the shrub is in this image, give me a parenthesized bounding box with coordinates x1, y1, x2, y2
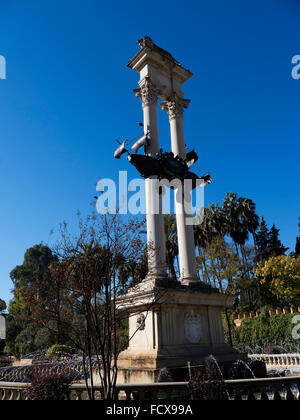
(25, 368, 73, 401)
(46, 345, 73, 361)
(229, 311, 300, 353)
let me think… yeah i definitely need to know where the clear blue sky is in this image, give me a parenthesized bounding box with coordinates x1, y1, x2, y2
(0, 0, 299, 305)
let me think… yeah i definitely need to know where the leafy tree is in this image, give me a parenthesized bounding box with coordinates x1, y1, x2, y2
(197, 236, 242, 293)
(10, 245, 57, 289)
(32, 213, 148, 400)
(295, 217, 300, 257)
(194, 207, 218, 285)
(296, 237, 300, 256)
(46, 344, 73, 361)
(7, 245, 61, 354)
(255, 255, 300, 305)
(0, 299, 6, 313)
(256, 219, 288, 263)
(194, 193, 261, 309)
(255, 217, 269, 262)
(267, 225, 288, 258)
(116, 246, 148, 289)
(10, 245, 58, 319)
(14, 323, 38, 355)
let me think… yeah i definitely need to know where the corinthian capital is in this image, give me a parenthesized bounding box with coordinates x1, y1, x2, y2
(133, 76, 160, 107)
(160, 93, 191, 121)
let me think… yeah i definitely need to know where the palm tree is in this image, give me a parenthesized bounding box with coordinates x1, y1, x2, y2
(194, 209, 213, 284)
(206, 204, 228, 238)
(223, 193, 259, 307)
(237, 197, 259, 249)
(194, 206, 225, 286)
(222, 193, 249, 256)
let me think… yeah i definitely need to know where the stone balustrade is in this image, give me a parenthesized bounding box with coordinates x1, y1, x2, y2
(225, 376, 300, 400)
(1, 377, 300, 400)
(249, 354, 300, 374)
(0, 382, 28, 401)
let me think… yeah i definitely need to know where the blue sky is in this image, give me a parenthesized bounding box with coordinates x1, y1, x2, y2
(0, 0, 299, 305)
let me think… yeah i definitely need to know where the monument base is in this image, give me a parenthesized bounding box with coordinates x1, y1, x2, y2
(116, 278, 242, 384)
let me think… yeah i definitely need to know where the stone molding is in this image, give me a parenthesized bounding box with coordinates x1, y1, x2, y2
(117, 285, 235, 312)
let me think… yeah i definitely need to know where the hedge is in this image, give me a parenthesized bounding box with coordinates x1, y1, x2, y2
(225, 309, 300, 354)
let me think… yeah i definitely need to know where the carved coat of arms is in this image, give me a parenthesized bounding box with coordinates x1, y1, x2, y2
(184, 311, 202, 343)
(136, 313, 146, 331)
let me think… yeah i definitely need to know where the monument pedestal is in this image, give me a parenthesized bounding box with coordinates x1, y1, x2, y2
(117, 279, 240, 384)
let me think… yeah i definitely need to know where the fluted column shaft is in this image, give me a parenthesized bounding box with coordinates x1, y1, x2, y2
(135, 77, 166, 278)
(161, 95, 199, 285)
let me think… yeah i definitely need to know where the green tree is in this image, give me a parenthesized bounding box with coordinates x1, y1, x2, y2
(222, 193, 249, 258)
(194, 207, 218, 285)
(197, 236, 242, 293)
(7, 245, 60, 355)
(222, 193, 256, 308)
(255, 255, 300, 306)
(295, 217, 300, 257)
(0, 299, 6, 313)
(255, 217, 269, 262)
(267, 225, 288, 258)
(238, 197, 260, 248)
(10, 245, 58, 314)
(33, 213, 147, 400)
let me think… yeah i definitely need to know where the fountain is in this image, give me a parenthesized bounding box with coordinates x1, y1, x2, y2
(230, 360, 256, 380)
(157, 368, 173, 383)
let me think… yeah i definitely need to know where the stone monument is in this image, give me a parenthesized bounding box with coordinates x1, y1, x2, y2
(116, 37, 239, 384)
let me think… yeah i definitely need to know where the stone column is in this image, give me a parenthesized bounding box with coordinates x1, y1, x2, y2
(161, 94, 199, 285)
(135, 77, 166, 278)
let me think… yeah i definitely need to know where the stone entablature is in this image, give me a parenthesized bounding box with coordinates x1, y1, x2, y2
(128, 37, 192, 99)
